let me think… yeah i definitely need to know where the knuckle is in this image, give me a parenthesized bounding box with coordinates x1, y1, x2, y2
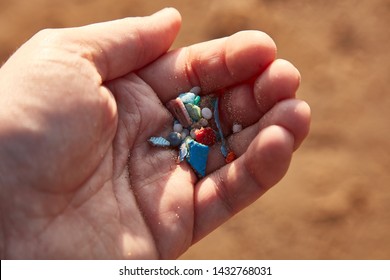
(33, 28, 66, 45)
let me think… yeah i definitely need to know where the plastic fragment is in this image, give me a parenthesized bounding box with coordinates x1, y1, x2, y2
(166, 98, 192, 127)
(195, 127, 217, 146)
(185, 103, 202, 121)
(179, 92, 196, 104)
(213, 98, 228, 157)
(178, 136, 193, 162)
(225, 151, 236, 163)
(148, 136, 170, 147)
(183, 135, 193, 145)
(186, 140, 209, 177)
(178, 141, 188, 162)
(194, 95, 201, 105)
(168, 132, 182, 147)
(221, 145, 229, 157)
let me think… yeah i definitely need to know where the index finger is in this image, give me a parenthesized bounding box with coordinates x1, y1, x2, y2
(137, 30, 277, 103)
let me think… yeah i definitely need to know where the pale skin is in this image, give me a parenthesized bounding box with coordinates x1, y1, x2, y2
(0, 8, 310, 259)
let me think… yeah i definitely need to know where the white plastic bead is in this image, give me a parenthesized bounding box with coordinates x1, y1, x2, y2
(201, 107, 213, 120)
(181, 129, 189, 139)
(190, 128, 198, 139)
(199, 118, 208, 127)
(189, 86, 201, 95)
(232, 123, 242, 133)
(173, 123, 183, 133)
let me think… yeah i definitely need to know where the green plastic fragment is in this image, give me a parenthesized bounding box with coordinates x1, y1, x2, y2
(194, 95, 201, 105)
(185, 103, 201, 121)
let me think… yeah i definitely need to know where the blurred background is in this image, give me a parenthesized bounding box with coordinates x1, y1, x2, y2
(1, 0, 389, 259)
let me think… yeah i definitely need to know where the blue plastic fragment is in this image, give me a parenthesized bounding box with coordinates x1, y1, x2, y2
(178, 92, 196, 104)
(213, 98, 228, 157)
(186, 140, 209, 177)
(148, 136, 170, 147)
(221, 145, 229, 157)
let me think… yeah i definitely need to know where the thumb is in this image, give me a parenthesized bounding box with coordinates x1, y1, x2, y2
(70, 8, 182, 81)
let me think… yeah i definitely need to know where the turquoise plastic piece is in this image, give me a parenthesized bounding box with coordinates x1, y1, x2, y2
(178, 92, 196, 104)
(194, 95, 201, 105)
(186, 140, 209, 177)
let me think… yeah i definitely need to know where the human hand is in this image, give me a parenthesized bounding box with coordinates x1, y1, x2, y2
(0, 8, 310, 259)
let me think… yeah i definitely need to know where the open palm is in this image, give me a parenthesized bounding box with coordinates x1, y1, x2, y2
(0, 8, 310, 259)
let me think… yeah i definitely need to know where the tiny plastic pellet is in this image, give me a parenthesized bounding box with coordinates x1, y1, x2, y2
(232, 123, 242, 133)
(189, 86, 201, 95)
(201, 107, 213, 120)
(168, 132, 182, 147)
(199, 118, 208, 127)
(181, 129, 190, 139)
(190, 128, 198, 139)
(173, 123, 183, 133)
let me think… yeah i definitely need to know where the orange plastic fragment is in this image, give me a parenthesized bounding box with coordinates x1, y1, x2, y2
(225, 151, 236, 164)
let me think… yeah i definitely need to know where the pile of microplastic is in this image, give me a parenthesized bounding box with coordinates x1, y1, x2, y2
(148, 86, 241, 178)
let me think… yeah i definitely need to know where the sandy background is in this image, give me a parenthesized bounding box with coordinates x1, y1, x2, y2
(1, 0, 389, 259)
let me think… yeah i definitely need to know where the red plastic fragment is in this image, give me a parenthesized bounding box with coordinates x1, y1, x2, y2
(195, 127, 217, 146)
